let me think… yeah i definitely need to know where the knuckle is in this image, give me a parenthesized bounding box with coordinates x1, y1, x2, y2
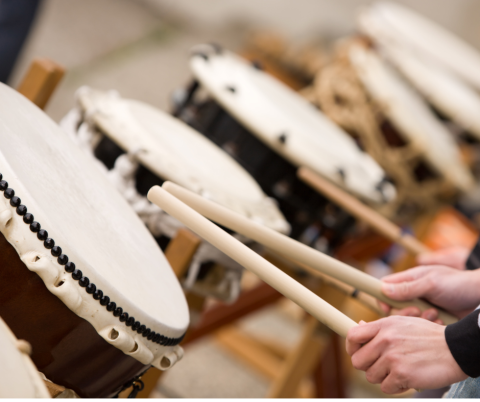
(365, 369, 380, 384)
(425, 274, 437, 291)
(385, 353, 399, 367)
(365, 370, 375, 383)
(391, 366, 409, 385)
(399, 281, 409, 296)
(380, 382, 393, 394)
(351, 354, 362, 370)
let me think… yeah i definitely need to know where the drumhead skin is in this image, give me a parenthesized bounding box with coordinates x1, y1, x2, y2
(0, 83, 188, 369)
(76, 87, 289, 234)
(358, 5, 480, 140)
(189, 44, 396, 205)
(0, 317, 50, 398)
(349, 44, 475, 193)
(358, 2, 480, 91)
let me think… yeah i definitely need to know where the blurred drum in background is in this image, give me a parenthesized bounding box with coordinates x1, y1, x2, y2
(173, 43, 396, 253)
(358, 2, 480, 225)
(358, 2, 480, 143)
(0, 317, 50, 398)
(61, 87, 289, 302)
(357, 1, 480, 92)
(310, 39, 474, 221)
(0, 83, 189, 397)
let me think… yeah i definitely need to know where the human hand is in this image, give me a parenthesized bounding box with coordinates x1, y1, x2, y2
(346, 317, 467, 394)
(416, 246, 470, 270)
(379, 265, 480, 322)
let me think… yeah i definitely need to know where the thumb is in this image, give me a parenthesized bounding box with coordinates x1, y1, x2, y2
(381, 278, 432, 301)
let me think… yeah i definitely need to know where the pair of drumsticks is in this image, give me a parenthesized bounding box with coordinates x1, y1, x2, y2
(148, 178, 456, 340)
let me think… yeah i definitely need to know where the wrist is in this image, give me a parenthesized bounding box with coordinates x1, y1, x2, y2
(457, 270, 480, 310)
(445, 309, 480, 378)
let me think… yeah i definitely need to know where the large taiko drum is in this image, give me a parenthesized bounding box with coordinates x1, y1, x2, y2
(312, 39, 474, 220)
(0, 83, 189, 398)
(173, 43, 396, 249)
(61, 87, 289, 302)
(0, 317, 50, 398)
(358, 2, 480, 141)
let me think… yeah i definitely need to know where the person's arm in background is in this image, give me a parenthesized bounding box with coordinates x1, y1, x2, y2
(346, 266, 480, 393)
(416, 238, 480, 271)
(417, 245, 470, 270)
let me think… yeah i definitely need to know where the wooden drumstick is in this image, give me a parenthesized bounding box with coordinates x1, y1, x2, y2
(148, 186, 357, 337)
(157, 181, 457, 325)
(297, 167, 430, 256)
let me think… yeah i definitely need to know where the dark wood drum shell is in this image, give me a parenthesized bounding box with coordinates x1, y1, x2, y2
(0, 233, 147, 398)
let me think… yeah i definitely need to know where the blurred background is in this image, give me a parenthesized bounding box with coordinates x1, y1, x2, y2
(6, 0, 480, 398)
(9, 0, 480, 123)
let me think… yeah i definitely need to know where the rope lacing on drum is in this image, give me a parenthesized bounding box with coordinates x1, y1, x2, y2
(306, 39, 455, 220)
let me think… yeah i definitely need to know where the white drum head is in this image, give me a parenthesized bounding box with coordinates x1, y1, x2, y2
(349, 44, 474, 192)
(0, 317, 50, 398)
(0, 83, 188, 368)
(358, 5, 480, 140)
(76, 88, 289, 234)
(189, 44, 396, 205)
(358, 2, 480, 91)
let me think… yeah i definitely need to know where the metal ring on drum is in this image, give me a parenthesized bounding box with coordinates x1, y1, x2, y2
(60, 87, 289, 303)
(173, 43, 396, 247)
(0, 83, 189, 398)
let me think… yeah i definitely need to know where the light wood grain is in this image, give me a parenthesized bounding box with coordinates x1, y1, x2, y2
(148, 185, 358, 338)
(158, 182, 456, 325)
(297, 167, 429, 256)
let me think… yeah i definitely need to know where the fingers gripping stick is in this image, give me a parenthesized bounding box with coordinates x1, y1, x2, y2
(155, 181, 457, 326)
(147, 186, 357, 337)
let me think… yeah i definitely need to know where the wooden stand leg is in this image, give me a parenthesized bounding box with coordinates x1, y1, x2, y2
(267, 315, 330, 398)
(17, 58, 65, 109)
(313, 332, 346, 398)
(216, 326, 285, 379)
(266, 283, 348, 398)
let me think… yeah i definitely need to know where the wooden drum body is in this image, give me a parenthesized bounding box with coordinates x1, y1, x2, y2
(0, 83, 189, 397)
(174, 44, 396, 249)
(0, 235, 146, 397)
